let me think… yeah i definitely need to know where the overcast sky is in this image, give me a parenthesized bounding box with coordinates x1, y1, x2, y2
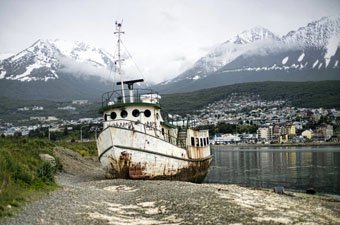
(0, 0, 339, 83)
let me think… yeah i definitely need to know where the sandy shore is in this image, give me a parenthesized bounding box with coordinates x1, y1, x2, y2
(2, 147, 340, 225)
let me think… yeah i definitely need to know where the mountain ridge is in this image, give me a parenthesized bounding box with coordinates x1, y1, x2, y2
(0, 39, 114, 82)
(154, 15, 340, 94)
(0, 16, 339, 100)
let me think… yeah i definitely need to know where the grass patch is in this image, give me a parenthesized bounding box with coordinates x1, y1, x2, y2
(57, 141, 97, 157)
(0, 137, 58, 218)
(0, 137, 98, 218)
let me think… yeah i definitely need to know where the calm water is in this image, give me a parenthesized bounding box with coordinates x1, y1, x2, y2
(204, 146, 340, 195)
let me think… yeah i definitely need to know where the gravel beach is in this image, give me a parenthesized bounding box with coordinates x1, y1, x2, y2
(2, 147, 340, 225)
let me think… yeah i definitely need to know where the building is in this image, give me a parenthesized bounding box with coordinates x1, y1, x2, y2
(72, 100, 88, 105)
(257, 127, 271, 141)
(286, 124, 296, 136)
(302, 130, 313, 139)
(213, 133, 241, 144)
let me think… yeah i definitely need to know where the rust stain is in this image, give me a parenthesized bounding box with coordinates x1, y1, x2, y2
(129, 162, 148, 179)
(105, 152, 212, 183)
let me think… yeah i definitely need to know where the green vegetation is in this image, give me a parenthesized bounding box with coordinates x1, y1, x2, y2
(58, 141, 97, 157)
(1, 81, 339, 124)
(0, 137, 98, 218)
(161, 81, 340, 115)
(28, 124, 100, 142)
(197, 122, 258, 137)
(0, 138, 58, 217)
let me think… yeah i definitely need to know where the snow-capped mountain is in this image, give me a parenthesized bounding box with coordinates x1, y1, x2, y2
(169, 26, 280, 83)
(155, 16, 340, 94)
(0, 39, 117, 100)
(0, 39, 114, 82)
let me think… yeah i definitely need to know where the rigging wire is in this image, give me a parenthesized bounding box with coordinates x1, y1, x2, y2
(120, 40, 149, 87)
(109, 39, 119, 90)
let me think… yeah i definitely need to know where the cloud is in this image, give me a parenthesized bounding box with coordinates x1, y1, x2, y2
(160, 11, 178, 22)
(241, 39, 303, 57)
(58, 56, 112, 81)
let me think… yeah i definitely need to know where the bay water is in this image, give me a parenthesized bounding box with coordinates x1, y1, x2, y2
(205, 145, 340, 195)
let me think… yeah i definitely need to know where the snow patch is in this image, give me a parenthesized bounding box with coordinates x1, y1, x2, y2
(318, 63, 323, 69)
(334, 60, 339, 68)
(291, 64, 299, 69)
(14, 62, 43, 79)
(324, 34, 340, 67)
(312, 60, 319, 68)
(192, 75, 201, 80)
(297, 52, 305, 62)
(0, 70, 6, 79)
(282, 56, 289, 65)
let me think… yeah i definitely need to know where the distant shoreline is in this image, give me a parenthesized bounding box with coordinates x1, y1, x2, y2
(211, 142, 340, 148)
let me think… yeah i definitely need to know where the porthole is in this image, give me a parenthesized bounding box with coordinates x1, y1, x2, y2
(132, 109, 140, 117)
(120, 110, 128, 118)
(104, 114, 108, 121)
(144, 109, 151, 117)
(110, 112, 117, 120)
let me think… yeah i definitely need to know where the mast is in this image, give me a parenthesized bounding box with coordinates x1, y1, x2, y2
(114, 21, 126, 103)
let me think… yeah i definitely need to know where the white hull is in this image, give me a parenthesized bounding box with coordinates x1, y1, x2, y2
(97, 126, 212, 183)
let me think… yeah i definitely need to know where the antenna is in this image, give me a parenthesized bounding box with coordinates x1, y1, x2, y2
(114, 20, 126, 103)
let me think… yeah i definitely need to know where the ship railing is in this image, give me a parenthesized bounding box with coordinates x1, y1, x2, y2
(101, 88, 160, 108)
(106, 119, 183, 148)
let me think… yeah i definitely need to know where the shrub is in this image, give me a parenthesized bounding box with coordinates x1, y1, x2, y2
(37, 162, 55, 183)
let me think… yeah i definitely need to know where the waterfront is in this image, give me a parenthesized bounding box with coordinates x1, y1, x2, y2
(205, 146, 340, 195)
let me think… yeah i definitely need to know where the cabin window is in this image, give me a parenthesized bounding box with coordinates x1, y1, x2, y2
(203, 138, 206, 146)
(156, 113, 159, 120)
(206, 137, 209, 145)
(191, 137, 195, 146)
(110, 112, 117, 120)
(200, 138, 203, 146)
(196, 138, 199, 147)
(161, 128, 165, 136)
(144, 109, 151, 117)
(120, 110, 128, 118)
(104, 114, 108, 121)
(132, 109, 140, 117)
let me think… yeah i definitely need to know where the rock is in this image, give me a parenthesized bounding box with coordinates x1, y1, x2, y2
(273, 186, 285, 194)
(39, 154, 56, 167)
(306, 188, 316, 195)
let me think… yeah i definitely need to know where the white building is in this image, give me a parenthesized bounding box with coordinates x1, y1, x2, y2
(72, 100, 88, 105)
(213, 134, 241, 144)
(257, 127, 271, 141)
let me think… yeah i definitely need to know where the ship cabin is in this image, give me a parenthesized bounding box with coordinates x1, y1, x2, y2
(100, 79, 210, 159)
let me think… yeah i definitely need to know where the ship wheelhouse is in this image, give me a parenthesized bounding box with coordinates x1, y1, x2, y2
(99, 79, 173, 142)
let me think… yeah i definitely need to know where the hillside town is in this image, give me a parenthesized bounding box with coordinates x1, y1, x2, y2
(0, 100, 101, 140)
(0, 94, 339, 145)
(175, 93, 340, 145)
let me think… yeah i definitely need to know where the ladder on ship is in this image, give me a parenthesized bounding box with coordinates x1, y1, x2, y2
(177, 130, 187, 149)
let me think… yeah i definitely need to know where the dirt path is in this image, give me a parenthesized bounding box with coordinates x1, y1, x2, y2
(2, 147, 340, 225)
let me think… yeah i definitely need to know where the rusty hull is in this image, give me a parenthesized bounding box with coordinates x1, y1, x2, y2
(102, 148, 212, 183)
